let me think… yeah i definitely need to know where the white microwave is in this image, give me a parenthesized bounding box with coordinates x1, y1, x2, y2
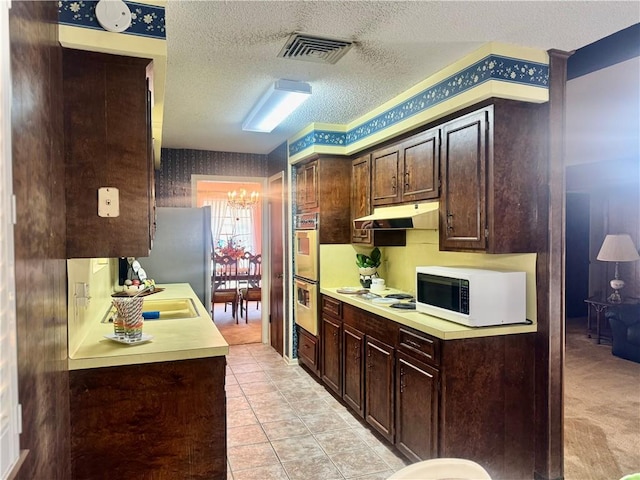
(416, 266, 527, 327)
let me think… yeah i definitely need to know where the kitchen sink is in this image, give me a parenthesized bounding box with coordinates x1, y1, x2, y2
(102, 297, 199, 323)
(142, 298, 199, 319)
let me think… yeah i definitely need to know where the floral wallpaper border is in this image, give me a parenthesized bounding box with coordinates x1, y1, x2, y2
(58, 0, 166, 39)
(289, 54, 549, 156)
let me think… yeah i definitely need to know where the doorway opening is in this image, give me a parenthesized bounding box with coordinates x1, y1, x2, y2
(193, 176, 267, 346)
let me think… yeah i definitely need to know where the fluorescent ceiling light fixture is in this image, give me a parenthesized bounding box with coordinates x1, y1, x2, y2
(242, 79, 312, 133)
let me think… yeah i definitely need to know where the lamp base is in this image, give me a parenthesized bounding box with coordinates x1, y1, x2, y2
(608, 278, 625, 304)
(608, 291, 622, 304)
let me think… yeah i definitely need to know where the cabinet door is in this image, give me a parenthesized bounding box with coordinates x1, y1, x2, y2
(297, 326, 318, 376)
(395, 352, 439, 462)
(343, 324, 365, 417)
(294, 160, 318, 212)
(295, 166, 305, 211)
(146, 82, 156, 248)
(63, 49, 153, 258)
(303, 161, 318, 210)
(351, 154, 373, 245)
(401, 128, 440, 202)
(372, 146, 400, 206)
(365, 336, 395, 442)
(351, 154, 407, 247)
(440, 109, 488, 250)
(321, 315, 342, 396)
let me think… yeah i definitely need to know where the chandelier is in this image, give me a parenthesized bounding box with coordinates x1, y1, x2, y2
(227, 189, 259, 209)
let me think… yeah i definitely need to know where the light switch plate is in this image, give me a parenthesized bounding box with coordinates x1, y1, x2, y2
(98, 187, 119, 217)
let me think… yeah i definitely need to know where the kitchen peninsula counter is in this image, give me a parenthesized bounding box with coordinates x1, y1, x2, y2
(320, 287, 536, 340)
(69, 283, 228, 479)
(69, 283, 228, 370)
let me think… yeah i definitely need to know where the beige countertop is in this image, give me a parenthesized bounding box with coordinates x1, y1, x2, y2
(69, 283, 229, 370)
(320, 287, 537, 340)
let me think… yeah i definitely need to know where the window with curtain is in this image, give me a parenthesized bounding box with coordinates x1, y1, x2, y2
(197, 181, 262, 257)
(218, 204, 256, 254)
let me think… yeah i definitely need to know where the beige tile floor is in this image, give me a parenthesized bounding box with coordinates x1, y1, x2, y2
(226, 343, 410, 480)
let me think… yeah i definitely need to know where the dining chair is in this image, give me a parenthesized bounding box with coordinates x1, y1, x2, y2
(211, 253, 239, 321)
(239, 254, 262, 323)
(236, 251, 252, 291)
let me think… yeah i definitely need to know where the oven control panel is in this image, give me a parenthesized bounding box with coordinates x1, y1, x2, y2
(295, 212, 318, 230)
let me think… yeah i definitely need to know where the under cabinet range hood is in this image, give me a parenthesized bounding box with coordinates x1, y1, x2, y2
(354, 202, 439, 230)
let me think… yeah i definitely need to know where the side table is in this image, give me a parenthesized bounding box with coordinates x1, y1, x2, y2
(584, 296, 640, 344)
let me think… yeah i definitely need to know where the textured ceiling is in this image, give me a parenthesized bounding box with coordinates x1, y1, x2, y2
(161, 1, 639, 155)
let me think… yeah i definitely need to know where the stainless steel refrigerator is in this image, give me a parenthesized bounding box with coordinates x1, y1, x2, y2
(139, 207, 212, 308)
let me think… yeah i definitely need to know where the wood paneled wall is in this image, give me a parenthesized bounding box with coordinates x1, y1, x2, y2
(9, 1, 70, 478)
(157, 148, 269, 207)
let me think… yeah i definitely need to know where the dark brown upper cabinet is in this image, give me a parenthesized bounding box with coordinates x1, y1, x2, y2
(294, 155, 351, 244)
(372, 128, 440, 207)
(295, 160, 318, 212)
(63, 49, 155, 258)
(439, 100, 546, 253)
(350, 154, 406, 247)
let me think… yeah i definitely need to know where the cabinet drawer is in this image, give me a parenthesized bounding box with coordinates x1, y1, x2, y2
(297, 327, 318, 373)
(322, 296, 342, 318)
(398, 328, 440, 366)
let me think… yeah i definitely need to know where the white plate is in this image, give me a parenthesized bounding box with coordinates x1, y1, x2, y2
(337, 287, 367, 294)
(371, 297, 400, 305)
(104, 333, 154, 345)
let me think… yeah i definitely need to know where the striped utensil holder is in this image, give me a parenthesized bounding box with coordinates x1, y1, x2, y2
(112, 296, 145, 342)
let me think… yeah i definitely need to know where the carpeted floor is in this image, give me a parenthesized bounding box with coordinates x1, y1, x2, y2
(564, 317, 640, 480)
(212, 301, 262, 346)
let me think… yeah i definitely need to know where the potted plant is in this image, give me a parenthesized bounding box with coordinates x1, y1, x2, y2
(356, 247, 381, 287)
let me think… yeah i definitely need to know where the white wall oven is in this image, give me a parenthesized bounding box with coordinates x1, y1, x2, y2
(294, 213, 319, 335)
(294, 213, 318, 282)
(294, 277, 318, 335)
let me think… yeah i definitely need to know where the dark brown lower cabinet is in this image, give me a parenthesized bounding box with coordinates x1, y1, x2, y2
(395, 352, 439, 462)
(342, 323, 365, 417)
(321, 314, 342, 395)
(70, 357, 227, 480)
(365, 336, 395, 442)
(297, 325, 319, 375)
(316, 296, 535, 480)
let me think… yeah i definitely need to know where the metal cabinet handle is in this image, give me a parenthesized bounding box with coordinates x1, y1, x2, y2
(404, 171, 410, 189)
(446, 212, 454, 232)
(405, 339, 420, 349)
(391, 175, 396, 193)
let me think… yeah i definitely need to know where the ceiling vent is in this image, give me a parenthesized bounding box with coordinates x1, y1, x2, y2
(278, 33, 353, 64)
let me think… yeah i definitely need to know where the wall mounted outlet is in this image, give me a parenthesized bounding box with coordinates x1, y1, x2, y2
(98, 187, 119, 217)
(74, 282, 89, 298)
(74, 282, 91, 307)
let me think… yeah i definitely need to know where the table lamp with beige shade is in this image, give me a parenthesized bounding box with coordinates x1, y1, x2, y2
(596, 234, 640, 303)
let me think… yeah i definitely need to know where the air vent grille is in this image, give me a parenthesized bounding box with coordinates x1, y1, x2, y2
(278, 33, 353, 64)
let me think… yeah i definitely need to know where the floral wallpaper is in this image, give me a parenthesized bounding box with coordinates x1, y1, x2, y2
(156, 148, 269, 207)
(289, 54, 549, 156)
(58, 0, 166, 39)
